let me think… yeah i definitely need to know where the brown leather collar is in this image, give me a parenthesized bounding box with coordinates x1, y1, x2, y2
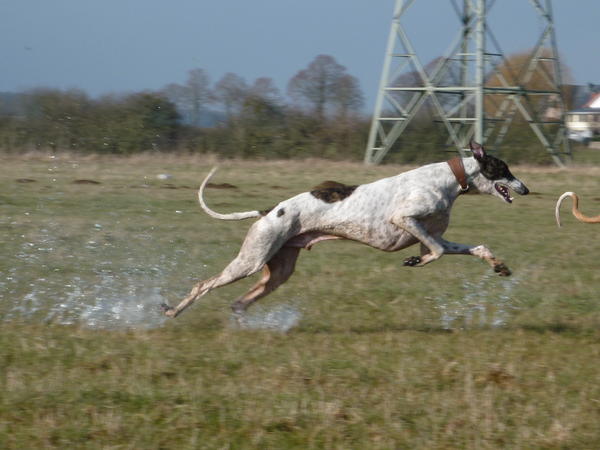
(447, 156, 469, 192)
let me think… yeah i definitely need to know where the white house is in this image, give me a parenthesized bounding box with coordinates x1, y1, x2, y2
(566, 91, 600, 142)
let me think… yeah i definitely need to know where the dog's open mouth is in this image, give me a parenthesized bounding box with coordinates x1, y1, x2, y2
(495, 183, 513, 203)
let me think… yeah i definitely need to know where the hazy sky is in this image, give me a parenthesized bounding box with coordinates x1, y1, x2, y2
(2, 0, 599, 111)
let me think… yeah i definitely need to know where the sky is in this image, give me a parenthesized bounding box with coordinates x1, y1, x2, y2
(2, 0, 599, 112)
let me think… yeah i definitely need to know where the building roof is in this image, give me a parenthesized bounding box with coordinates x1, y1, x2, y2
(565, 84, 600, 114)
(584, 93, 600, 109)
(568, 109, 600, 114)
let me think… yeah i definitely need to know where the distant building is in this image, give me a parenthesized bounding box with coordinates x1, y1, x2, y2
(565, 84, 600, 143)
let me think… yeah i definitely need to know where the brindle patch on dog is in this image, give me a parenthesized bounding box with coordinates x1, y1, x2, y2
(310, 180, 358, 203)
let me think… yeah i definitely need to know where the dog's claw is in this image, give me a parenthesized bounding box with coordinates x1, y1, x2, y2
(493, 263, 511, 276)
(403, 256, 421, 267)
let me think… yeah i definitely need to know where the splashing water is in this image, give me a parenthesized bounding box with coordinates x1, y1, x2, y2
(1, 210, 304, 331)
(50, 275, 167, 330)
(2, 202, 304, 331)
(431, 271, 523, 330)
(3, 270, 169, 330)
(0, 218, 185, 330)
(234, 301, 303, 333)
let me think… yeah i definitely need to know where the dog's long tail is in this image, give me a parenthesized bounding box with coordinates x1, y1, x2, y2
(555, 191, 600, 227)
(198, 167, 262, 221)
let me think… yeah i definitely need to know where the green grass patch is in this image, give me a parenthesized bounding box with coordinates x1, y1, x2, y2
(2, 154, 600, 448)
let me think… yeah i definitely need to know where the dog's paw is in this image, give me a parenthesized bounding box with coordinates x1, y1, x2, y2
(230, 311, 247, 328)
(403, 256, 421, 267)
(493, 263, 511, 277)
(160, 303, 177, 317)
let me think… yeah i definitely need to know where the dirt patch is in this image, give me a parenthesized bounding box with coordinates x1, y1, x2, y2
(206, 182, 238, 189)
(73, 179, 101, 185)
(159, 184, 194, 190)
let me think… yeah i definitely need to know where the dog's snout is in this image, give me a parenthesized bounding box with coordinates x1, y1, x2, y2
(511, 179, 529, 195)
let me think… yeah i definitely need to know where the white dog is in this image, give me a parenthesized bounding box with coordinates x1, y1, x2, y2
(162, 142, 529, 318)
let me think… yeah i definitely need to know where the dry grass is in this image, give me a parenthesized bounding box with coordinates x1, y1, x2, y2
(2, 153, 600, 449)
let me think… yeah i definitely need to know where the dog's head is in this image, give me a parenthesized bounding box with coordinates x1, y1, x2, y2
(469, 141, 529, 203)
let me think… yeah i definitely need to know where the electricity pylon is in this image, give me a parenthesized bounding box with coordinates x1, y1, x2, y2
(364, 0, 571, 166)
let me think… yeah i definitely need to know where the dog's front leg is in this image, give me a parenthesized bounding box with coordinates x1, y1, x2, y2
(439, 239, 511, 276)
(392, 216, 444, 267)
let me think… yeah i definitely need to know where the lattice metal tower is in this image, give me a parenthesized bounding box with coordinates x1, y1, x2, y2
(365, 0, 571, 166)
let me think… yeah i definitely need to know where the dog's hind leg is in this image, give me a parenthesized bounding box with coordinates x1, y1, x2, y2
(163, 219, 292, 318)
(231, 246, 301, 315)
(438, 239, 511, 276)
(162, 256, 265, 318)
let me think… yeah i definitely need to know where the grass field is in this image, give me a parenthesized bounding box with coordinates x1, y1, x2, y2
(2, 153, 600, 449)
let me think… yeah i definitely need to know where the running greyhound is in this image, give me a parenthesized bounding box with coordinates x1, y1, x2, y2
(161, 142, 529, 318)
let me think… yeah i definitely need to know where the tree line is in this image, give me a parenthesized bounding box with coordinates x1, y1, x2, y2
(0, 51, 577, 164)
(0, 55, 372, 161)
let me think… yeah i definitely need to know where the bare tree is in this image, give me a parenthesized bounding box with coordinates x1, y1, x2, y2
(287, 54, 354, 120)
(162, 69, 212, 127)
(249, 77, 280, 104)
(162, 82, 188, 110)
(331, 73, 364, 121)
(186, 68, 212, 127)
(214, 73, 248, 120)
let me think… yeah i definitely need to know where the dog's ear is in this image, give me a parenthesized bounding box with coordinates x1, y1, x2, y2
(470, 140, 486, 161)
